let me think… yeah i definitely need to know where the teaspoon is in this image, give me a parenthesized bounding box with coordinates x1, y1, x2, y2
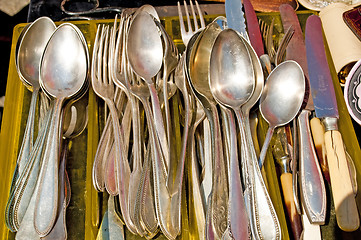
(259, 60, 305, 169)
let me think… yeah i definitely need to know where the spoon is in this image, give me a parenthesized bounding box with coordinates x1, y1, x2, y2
(240, 32, 282, 240)
(127, 11, 180, 239)
(34, 23, 89, 237)
(15, 98, 87, 240)
(126, 10, 168, 167)
(15, 16, 56, 185)
(259, 60, 305, 169)
(44, 96, 88, 240)
(187, 20, 229, 239)
(209, 28, 254, 240)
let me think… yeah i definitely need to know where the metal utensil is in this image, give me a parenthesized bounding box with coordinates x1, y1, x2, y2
(186, 21, 229, 239)
(280, 3, 327, 224)
(92, 24, 136, 234)
(225, 0, 249, 41)
(305, 14, 359, 231)
(209, 28, 253, 240)
(177, 0, 205, 47)
(34, 23, 89, 237)
(15, 16, 56, 188)
(240, 31, 282, 240)
(259, 60, 305, 169)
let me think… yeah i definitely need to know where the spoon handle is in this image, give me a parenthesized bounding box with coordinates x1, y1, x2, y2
(238, 110, 281, 240)
(258, 126, 275, 169)
(206, 104, 228, 239)
(16, 88, 39, 179)
(297, 110, 326, 223)
(147, 82, 169, 167)
(223, 108, 250, 239)
(5, 108, 52, 232)
(34, 99, 63, 237)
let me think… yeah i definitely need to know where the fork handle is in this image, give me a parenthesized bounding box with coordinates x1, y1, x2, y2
(105, 99, 136, 234)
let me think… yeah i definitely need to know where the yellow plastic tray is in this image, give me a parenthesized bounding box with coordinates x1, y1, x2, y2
(0, 11, 360, 240)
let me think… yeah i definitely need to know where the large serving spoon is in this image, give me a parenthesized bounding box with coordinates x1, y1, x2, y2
(239, 32, 282, 240)
(15, 16, 56, 186)
(186, 20, 229, 239)
(209, 28, 254, 240)
(34, 23, 89, 237)
(259, 60, 305, 169)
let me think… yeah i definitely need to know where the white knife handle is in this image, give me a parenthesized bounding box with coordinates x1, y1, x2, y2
(324, 129, 360, 231)
(297, 109, 326, 224)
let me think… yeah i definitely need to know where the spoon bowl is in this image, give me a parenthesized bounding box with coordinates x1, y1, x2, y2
(40, 24, 88, 99)
(209, 28, 254, 109)
(260, 60, 305, 128)
(189, 21, 222, 104)
(126, 11, 163, 82)
(17, 17, 56, 90)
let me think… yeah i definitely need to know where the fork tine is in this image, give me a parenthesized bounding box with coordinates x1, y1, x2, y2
(92, 25, 101, 78)
(97, 25, 105, 84)
(177, 1, 186, 35)
(108, 26, 114, 86)
(275, 25, 295, 66)
(102, 26, 110, 85)
(189, 0, 199, 30)
(183, 0, 193, 33)
(195, 0, 205, 29)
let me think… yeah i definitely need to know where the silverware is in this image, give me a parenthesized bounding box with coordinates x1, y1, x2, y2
(34, 23, 89, 237)
(177, 0, 205, 47)
(91, 24, 135, 234)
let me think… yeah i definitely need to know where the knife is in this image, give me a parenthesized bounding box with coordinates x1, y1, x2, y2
(305, 14, 360, 232)
(280, 3, 327, 224)
(225, 0, 249, 41)
(243, 0, 263, 57)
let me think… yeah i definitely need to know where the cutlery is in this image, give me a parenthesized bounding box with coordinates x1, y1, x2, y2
(34, 23, 89, 237)
(225, 0, 249, 41)
(305, 14, 360, 231)
(280, 3, 327, 224)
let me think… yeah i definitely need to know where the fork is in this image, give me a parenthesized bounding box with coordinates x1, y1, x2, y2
(91, 24, 137, 234)
(275, 25, 295, 66)
(177, 0, 205, 46)
(266, 18, 277, 63)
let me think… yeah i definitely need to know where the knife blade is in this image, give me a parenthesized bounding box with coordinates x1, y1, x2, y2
(305, 14, 360, 232)
(243, 0, 263, 57)
(280, 3, 327, 224)
(225, 0, 249, 41)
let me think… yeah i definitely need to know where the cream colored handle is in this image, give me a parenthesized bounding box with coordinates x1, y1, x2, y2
(310, 117, 329, 182)
(280, 173, 302, 239)
(324, 130, 360, 231)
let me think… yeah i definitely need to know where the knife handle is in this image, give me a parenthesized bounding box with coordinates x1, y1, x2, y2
(324, 129, 360, 231)
(309, 117, 330, 182)
(280, 172, 302, 240)
(297, 109, 326, 224)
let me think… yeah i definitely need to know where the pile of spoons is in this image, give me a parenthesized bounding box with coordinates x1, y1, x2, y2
(5, 17, 89, 240)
